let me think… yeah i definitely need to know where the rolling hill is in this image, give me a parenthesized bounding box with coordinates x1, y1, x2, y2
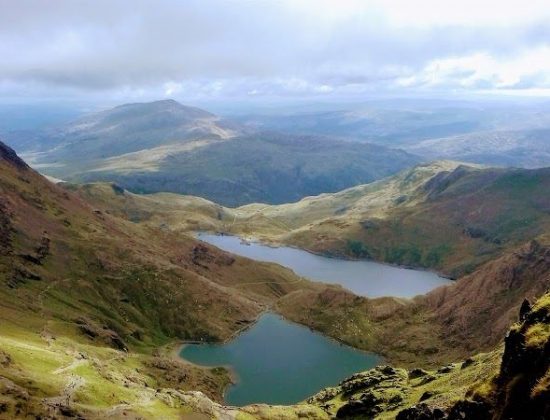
(4, 100, 421, 206)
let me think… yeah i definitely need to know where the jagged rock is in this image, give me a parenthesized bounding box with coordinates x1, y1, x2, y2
(519, 298, 531, 321)
(0, 350, 12, 367)
(0, 198, 14, 256)
(339, 366, 406, 395)
(419, 391, 436, 401)
(461, 358, 475, 369)
(408, 368, 429, 379)
(437, 365, 454, 374)
(19, 232, 50, 265)
(336, 391, 383, 418)
(191, 243, 235, 268)
(0, 141, 29, 170)
(75, 318, 128, 351)
(417, 374, 436, 385)
(308, 387, 340, 404)
(396, 403, 445, 420)
(493, 295, 550, 419)
(7, 264, 41, 288)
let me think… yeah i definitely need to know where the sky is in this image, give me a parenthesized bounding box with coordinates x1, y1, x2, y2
(1, 0, 550, 104)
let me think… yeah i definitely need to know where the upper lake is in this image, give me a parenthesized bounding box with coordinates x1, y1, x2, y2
(198, 233, 451, 297)
(180, 313, 381, 406)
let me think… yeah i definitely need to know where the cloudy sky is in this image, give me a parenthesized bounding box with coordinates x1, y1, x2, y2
(1, 0, 550, 103)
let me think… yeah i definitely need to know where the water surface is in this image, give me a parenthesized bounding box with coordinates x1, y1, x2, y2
(180, 313, 381, 406)
(198, 233, 451, 297)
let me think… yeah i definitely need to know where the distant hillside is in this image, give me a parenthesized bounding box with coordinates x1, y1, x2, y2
(4, 100, 421, 206)
(235, 103, 550, 168)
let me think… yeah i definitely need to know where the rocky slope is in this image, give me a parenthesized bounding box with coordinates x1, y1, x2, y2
(5, 100, 421, 206)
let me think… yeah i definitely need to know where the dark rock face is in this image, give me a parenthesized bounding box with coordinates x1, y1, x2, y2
(19, 232, 50, 265)
(494, 296, 550, 420)
(519, 298, 532, 321)
(191, 243, 235, 269)
(0, 141, 29, 170)
(408, 368, 429, 379)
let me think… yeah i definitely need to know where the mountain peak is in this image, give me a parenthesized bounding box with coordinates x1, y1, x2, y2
(113, 99, 214, 117)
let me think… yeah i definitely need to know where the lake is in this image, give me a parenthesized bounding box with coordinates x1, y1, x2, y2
(197, 233, 451, 297)
(180, 313, 381, 406)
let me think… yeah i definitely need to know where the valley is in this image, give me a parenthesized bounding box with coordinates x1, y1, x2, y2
(0, 136, 547, 417)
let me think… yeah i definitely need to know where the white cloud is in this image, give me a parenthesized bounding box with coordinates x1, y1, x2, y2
(0, 0, 549, 100)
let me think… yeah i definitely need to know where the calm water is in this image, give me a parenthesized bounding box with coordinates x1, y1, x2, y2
(180, 313, 381, 406)
(198, 233, 451, 297)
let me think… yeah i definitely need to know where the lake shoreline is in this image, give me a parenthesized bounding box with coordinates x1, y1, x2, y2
(194, 231, 452, 298)
(193, 230, 455, 281)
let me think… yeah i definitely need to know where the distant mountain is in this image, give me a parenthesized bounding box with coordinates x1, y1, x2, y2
(4, 100, 421, 206)
(235, 107, 490, 145)
(406, 128, 550, 168)
(8, 99, 240, 157)
(234, 103, 550, 168)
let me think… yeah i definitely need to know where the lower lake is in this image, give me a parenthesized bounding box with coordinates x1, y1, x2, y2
(197, 233, 451, 298)
(180, 313, 381, 406)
